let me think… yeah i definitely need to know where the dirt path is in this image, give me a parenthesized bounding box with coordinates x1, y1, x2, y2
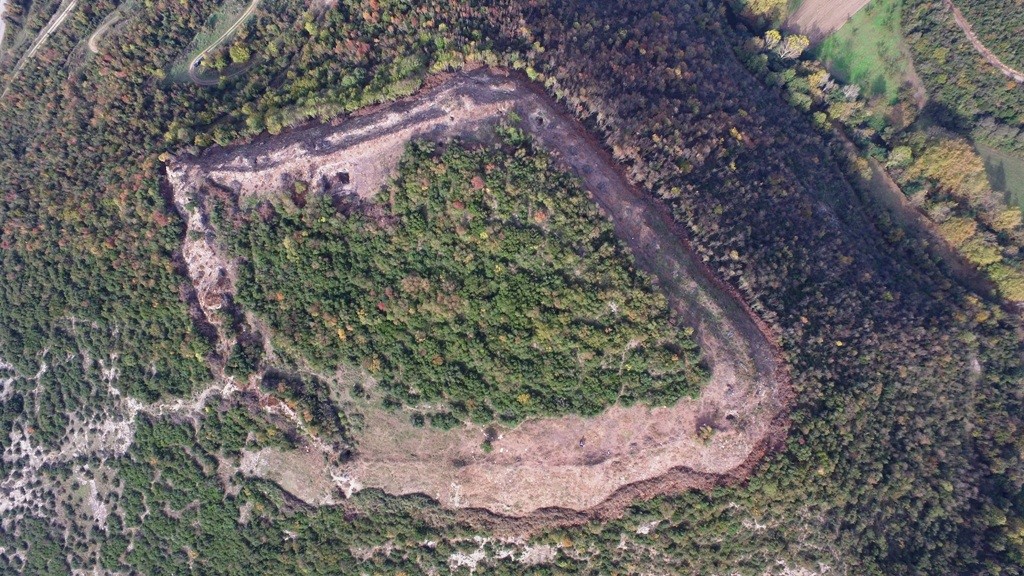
(904, 46, 930, 109)
(168, 68, 790, 516)
(87, 10, 122, 54)
(1, 0, 77, 97)
(945, 0, 1024, 83)
(783, 0, 872, 43)
(187, 0, 259, 86)
(836, 132, 996, 297)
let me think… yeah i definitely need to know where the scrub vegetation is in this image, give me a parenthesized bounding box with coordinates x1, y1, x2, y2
(978, 143, 1024, 210)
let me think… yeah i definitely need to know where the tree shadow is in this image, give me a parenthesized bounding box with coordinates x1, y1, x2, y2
(983, 155, 1008, 195)
(870, 75, 889, 99)
(919, 99, 976, 135)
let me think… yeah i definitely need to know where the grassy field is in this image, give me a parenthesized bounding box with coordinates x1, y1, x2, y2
(977, 143, 1024, 209)
(814, 0, 911, 103)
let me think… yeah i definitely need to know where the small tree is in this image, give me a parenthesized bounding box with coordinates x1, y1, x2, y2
(229, 43, 251, 64)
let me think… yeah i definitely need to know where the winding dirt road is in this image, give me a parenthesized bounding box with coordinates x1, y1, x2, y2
(87, 10, 122, 54)
(945, 0, 1024, 83)
(168, 67, 790, 516)
(188, 0, 260, 86)
(0, 0, 8, 56)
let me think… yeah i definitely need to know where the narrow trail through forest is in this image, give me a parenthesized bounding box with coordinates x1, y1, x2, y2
(0, 0, 77, 96)
(1, 0, 78, 97)
(945, 0, 1024, 83)
(835, 132, 997, 298)
(188, 0, 260, 86)
(168, 67, 791, 517)
(87, 10, 123, 54)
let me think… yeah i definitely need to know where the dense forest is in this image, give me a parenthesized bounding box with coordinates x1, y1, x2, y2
(213, 135, 705, 423)
(0, 0, 1022, 573)
(904, 0, 1024, 153)
(513, 1, 1023, 570)
(728, 18, 1024, 301)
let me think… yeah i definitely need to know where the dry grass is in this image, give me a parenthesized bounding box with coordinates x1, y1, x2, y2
(238, 448, 341, 504)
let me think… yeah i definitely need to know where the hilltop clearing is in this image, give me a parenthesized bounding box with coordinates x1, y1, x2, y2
(168, 68, 789, 516)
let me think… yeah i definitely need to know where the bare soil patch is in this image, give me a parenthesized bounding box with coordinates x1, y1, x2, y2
(784, 0, 873, 43)
(238, 447, 342, 505)
(167, 67, 790, 516)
